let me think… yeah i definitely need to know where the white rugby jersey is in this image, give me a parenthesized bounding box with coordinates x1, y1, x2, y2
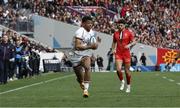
(72, 27, 96, 57)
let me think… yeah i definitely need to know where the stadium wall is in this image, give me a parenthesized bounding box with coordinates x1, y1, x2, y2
(131, 43, 157, 67)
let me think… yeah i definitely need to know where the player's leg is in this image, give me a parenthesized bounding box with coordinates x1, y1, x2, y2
(115, 55, 125, 90)
(175, 51, 180, 61)
(81, 56, 91, 98)
(124, 56, 131, 93)
(73, 65, 84, 90)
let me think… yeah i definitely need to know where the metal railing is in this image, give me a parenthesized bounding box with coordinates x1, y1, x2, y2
(0, 19, 34, 32)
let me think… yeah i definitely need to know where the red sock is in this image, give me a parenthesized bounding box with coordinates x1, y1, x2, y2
(125, 72, 131, 85)
(117, 71, 123, 81)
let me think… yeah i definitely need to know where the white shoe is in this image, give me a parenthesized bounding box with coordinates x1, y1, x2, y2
(126, 85, 131, 93)
(120, 80, 125, 90)
(9, 78, 13, 81)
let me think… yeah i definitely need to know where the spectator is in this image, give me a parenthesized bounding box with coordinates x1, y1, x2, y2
(0, 35, 14, 84)
(91, 54, 96, 72)
(140, 53, 147, 66)
(131, 52, 138, 66)
(164, 63, 171, 72)
(107, 48, 114, 71)
(14, 38, 24, 79)
(96, 55, 103, 72)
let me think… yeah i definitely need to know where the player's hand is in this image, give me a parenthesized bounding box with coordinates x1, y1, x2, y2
(125, 45, 130, 49)
(112, 49, 116, 54)
(90, 43, 98, 50)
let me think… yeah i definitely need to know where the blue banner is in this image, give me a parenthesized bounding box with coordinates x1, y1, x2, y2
(160, 64, 180, 72)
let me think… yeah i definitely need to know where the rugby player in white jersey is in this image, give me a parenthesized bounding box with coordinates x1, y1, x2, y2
(70, 16, 101, 98)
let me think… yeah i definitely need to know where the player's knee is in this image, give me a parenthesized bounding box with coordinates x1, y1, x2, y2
(125, 68, 130, 73)
(116, 67, 122, 72)
(84, 66, 91, 72)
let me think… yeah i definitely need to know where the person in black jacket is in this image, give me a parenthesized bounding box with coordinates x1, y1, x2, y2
(172, 51, 180, 66)
(96, 55, 103, 72)
(91, 54, 96, 72)
(131, 53, 138, 67)
(0, 35, 14, 84)
(174, 51, 180, 62)
(140, 53, 147, 66)
(107, 48, 114, 71)
(29, 48, 40, 76)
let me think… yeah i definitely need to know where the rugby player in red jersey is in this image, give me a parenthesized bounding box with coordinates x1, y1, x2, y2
(111, 19, 137, 93)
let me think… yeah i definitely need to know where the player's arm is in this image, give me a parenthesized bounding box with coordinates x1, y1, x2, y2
(125, 31, 137, 49)
(126, 38, 137, 49)
(111, 41, 116, 54)
(74, 37, 97, 51)
(111, 33, 117, 54)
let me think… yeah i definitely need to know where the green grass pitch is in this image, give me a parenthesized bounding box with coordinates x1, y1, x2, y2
(0, 72, 180, 107)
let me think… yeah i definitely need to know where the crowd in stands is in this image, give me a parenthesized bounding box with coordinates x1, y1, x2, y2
(0, 27, 57, 84)
(0, 28, 57, 53)
(32, 0, 179, 50)
(0, 0, 179, 50)
(0, 0, 34, 32)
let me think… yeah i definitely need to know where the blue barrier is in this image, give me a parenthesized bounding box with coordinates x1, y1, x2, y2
(131, 66, 155, 72)
(160, 64, 180, 72)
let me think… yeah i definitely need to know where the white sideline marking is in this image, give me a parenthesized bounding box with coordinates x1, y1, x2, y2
(168, 79, 174, 82)
(162, 76, 167, 79)
(0, 74, 74, 95)
(155, 74, 159, 76)
(157, 74, 180, 87)
(177, 83, 180, 85)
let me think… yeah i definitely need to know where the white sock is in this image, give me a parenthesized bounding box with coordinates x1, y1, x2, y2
(121, 80, 125, 83)
(84, 82, 89, 91)
(127, 84, 131, 89)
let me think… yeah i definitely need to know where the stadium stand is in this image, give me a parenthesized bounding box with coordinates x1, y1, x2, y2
(32, 0, 179, 50)
(0, 0, 179, 50)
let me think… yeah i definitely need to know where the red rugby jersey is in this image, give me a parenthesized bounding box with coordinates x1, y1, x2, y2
(113, 29, 134, 54)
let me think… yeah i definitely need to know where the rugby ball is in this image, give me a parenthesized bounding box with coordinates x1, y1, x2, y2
(90, 36, 97, 44)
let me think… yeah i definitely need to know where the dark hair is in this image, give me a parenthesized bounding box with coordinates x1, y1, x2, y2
(116, 19, 126, 24)
(82, 16, 92, 23)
